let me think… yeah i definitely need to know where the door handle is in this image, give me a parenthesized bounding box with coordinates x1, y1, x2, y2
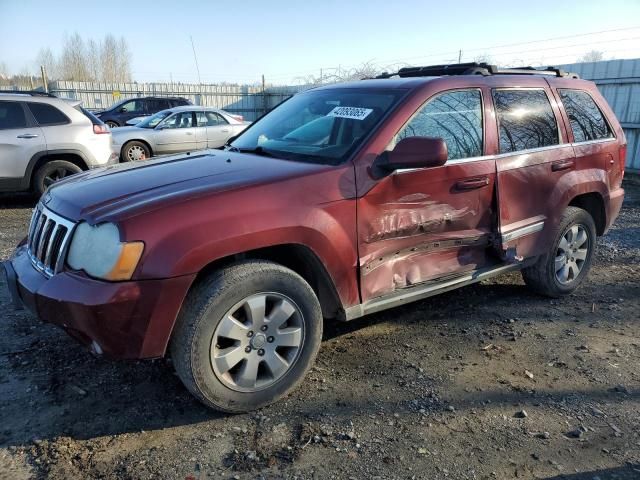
(551, 159, 574, 172)
(221, 129, 230, 133)
(186, 132, 193, 135)
(455, 176, 490, 190)
(17, 133, 39, 139)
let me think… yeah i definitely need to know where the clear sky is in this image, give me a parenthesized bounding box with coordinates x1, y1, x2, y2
(1, 0, 639, 84)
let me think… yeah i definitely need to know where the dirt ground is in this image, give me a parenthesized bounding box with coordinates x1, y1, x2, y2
(0, 180, 639, 480)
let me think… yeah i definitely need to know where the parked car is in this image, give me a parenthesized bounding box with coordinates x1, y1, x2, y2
(0, 91, 117, 195)
(3, 63, 626, 413)
(111, 106, 250, 161)
(94, 96, 191, 128)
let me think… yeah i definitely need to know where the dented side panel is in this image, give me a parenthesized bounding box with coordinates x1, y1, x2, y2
(357, 159, 497, 301)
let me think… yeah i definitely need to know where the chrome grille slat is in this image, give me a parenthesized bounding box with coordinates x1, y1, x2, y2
(27, 204, 76, 277)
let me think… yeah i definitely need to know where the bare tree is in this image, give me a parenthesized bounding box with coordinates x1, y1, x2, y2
(36, 47, 59, 79)
(577, 50, 604, 63)
(86, 39, 101, 81)
(0, 61, 8, 78)
(473, 53, 494, 64)
(100, 34, 118, 82)
(116, 36, 132, 82)
(60, 32, 90, 80)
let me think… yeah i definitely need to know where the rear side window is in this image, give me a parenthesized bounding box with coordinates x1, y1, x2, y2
(147, 99, 171, 111)
(0, 101, 27, 129)
(558, 89, 613, 143)
(172, 98, 189, 106)
(395, 89, 483, 160)
(493, 89, 559, 153)
(74, 105, 104, 125)
(27, 102, 70, 126)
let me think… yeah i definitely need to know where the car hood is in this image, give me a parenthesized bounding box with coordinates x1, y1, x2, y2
(45, 151, 332, 223)
(110, 125, 145, 138)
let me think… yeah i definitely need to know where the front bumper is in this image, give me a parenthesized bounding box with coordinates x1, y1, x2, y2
(3, 246, 195, 359)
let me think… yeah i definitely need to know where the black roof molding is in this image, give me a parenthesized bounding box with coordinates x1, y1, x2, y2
(374, 62, 579, 79)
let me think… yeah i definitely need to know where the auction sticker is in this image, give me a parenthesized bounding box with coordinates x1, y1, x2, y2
(327, 106, 373, 120)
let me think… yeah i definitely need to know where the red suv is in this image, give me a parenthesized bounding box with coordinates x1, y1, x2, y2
(3, 63, 626, 412)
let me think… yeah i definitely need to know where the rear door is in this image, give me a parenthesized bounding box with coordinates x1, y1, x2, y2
(491, 85, 575, 260)
(154, 111, 199, 153)
(357, 88, 498, 301)
(204, 112, 232, 148)
(0, 100, 46, 182)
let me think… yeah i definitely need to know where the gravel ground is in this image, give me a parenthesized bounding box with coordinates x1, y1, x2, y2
(0, 180, 639, 480)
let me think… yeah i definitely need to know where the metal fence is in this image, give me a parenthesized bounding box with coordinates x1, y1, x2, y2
(560, 58, 640, 172)
(46, 81, 311, 121)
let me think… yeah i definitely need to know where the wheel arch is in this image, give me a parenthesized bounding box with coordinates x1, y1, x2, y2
(191, 243, 344, 320)
(27, 150, 89, 189)
(568, 192, 606, 236)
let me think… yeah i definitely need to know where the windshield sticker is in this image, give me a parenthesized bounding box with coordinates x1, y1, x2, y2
(327, 106, 373, 121)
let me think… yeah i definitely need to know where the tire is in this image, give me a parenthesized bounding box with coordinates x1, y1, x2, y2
(105, 121, 119, 129)
(121, 141, 151, 162)
(170, 260, 323, 413)
(33, 160, 82, 196)
(521, 206, 596, 297)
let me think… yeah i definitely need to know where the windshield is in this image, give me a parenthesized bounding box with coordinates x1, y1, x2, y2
(136, 110, 172, 129)
(229, 88, 404, 164)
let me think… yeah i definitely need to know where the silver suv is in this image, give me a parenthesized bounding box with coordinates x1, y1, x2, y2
(0, 91, 118, 195)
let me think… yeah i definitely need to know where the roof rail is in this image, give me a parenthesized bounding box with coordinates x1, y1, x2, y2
(0, 89, 57, 97)
(375, 62, 579, 79)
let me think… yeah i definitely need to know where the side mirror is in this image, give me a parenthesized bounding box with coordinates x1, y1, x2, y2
(119, 107, 128, 113)
(385, 137, 448, 171)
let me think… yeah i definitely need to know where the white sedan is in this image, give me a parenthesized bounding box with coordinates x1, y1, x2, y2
(111, 106, 250, 161)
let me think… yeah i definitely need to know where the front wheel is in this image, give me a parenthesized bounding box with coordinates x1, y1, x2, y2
(170, 261, 322, 412)
(105, 121, 119, 129)
(521, 206, 596, 297)
(121, 141, 151, 162)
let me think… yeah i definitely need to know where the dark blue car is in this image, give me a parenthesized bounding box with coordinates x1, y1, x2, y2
(95, 96, 191, 128)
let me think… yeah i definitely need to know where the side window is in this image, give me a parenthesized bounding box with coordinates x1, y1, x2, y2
(196, 112, 208, 127)
(174, 112, 194, 128)
(119, 100, 144, 114)
(0, 101, 27, 130)
(27, 103, 69, 126)
(395, 90, 483, 160)
(147, 99, 170, 112)
(493, 89, 559, 153)
(558, 89, 613, 143)
(205, 112, 228, 126)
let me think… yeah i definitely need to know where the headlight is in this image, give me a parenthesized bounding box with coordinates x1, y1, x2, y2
(67, 222, 144, 281)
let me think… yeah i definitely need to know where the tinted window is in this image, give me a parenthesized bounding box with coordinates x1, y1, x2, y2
(28, 102, 69, 126)
(395, 90, 483, 160)
(493, 89, 559, 153)
(558, 89, 613, 143)
(74, 105, 103, 125)
(147, 98, 171, 112)
(172, 98, 190, 106)
(0, 101, 27, 129)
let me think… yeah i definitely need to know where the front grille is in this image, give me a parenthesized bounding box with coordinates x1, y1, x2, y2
(27, 204, 76, 277)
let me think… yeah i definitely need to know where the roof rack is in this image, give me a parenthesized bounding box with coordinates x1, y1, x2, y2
(0, 89, 57, 97)
(375, 62, 579, 79)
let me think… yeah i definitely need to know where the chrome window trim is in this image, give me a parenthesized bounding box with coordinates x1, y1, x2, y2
(570, 137, 617, 147)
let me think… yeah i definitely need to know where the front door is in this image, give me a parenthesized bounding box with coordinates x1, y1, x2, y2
(357, 89, 497, 301)
(154, 111, 199, 154)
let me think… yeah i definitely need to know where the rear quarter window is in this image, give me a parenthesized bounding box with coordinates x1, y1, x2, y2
(558, 89, 613, 143)
(27, 102, 70, 126)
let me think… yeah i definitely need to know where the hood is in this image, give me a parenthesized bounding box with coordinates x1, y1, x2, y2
(45, 151, 331, 222)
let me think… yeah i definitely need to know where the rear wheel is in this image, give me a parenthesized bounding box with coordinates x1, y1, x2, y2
(121, 141, 151, 162)
(33, 160, 82, 196)
(170, 261, 322, 412)
(521, 206, 596, 297)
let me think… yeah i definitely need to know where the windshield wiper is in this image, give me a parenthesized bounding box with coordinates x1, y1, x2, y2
(235, 146, 276, 157)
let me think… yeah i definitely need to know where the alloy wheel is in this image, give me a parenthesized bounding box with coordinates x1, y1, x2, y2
(555, 224, 589, 285)
(43, 167, 75, 188)
(126, 145, 147, 161)
(210, 292, 305, 392)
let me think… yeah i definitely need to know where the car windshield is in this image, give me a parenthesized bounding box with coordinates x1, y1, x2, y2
(229, 88, 405, 164)
(136, 110, 172, 129)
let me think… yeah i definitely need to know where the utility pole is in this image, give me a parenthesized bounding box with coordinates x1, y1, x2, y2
(40, 65, 48, 92)
(262, 74, 267, 116)
(458, 49, 462, 63)
(190, 36, 202, 85)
